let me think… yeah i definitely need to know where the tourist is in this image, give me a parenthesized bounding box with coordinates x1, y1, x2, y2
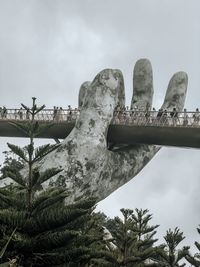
(18, 107, 23, 120)
(118, 110, 123, 124)
(125, 111, 131, 124)
(193, 108, 200, 126)
(53, 106, 57, 120)
(145, 108, 151, 124)
(55, 107, 59, 121)
(183, 108, 188, 126)
(67, 105, 72, 122)
(2, 106, 7, 119)
(170, 107, 178, 126)
(121, 105, 126, 111)
(132, 106, 138, 124)
(156, 108, 163, 124)
(151, 107, 157, 124)
(58, 107, 64, 121)
(26, 110, 30, 120)
(162, 110, 168, 125)
(123, 111, 127, 124)
(14, 109, 18, 120)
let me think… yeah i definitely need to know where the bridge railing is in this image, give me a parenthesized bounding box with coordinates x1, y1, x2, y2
(0, 108, 199, 128)
(112, 110, 199, 127)
(0, 108, 79, 122)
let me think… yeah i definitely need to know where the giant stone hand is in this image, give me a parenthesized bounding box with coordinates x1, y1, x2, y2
(38, 59, 187, 203)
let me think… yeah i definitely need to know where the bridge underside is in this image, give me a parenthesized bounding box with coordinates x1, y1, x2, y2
(0, 120, 199, 149)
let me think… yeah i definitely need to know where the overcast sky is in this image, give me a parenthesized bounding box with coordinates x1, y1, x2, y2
(0, 0, 200, 258)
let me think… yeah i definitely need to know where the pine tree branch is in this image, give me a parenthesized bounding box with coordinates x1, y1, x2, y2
(33, 144, 60, 162)
(7, 143, 28, 163)
(32, 168, 63, 189)
(8, 122, 30, 137)
(0, 210, 27, 229)
(23, 208, 88, 235)
(32, 189, 67, 214)
(2, 169, 26, 187)
(0, 190, 26, 209)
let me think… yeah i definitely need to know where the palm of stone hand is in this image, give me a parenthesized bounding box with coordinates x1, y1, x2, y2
(39, 59, 187, 202)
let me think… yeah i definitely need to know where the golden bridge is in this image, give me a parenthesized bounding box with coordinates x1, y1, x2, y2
(0, 108, 200, 149)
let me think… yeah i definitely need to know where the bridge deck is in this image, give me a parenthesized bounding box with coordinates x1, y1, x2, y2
(0, 109, 199, 149)
(0, 120, 199, 149)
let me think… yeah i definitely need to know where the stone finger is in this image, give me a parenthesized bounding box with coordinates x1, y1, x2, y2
(75, 69, 125, 144)
(131, 58, 154, 110)
(161, 71, 188, 111)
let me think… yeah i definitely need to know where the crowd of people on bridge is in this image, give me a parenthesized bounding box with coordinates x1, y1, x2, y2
(0, 105, 200, 127)
(113, 105, 200, 127)
(52, 106, 79, 122)
(0, 105, 79, 122)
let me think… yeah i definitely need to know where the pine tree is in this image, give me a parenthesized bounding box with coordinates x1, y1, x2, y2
(0, 98, 111, 267)
(105, 208, 159, 267)
(154, 227, 189, 267)
(0, 149, 24, 177)
(185, 226, 200, 266)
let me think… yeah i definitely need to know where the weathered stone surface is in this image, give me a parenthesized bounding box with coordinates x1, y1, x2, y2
(131, 58, 154, 110)
(23, 59, 188, 203)
(162, 71, 188, 110)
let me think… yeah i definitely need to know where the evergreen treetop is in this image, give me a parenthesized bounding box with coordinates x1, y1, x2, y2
(0, 98, 111, 267)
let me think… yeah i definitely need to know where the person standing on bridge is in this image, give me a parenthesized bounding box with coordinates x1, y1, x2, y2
(2, 106, 7, 119)
(117, 106, 122, 124)
(162, 109, 168, 125)
(145, 107, 151, 124)
(156, 108, 163, 125)
(151, 107, 157, 124)
(26, 109, 30, 120)
(125, 110, 130, 124)
(53, 106, 57, 120)
(58, 107, 64, 121)
(67, 105, 72, 122)
(170, 107, 178, 126)
(14, 109, 18, 120)
(132, 106, 139, 124)
(183, 108, 188, 126)
(193, 108, 200, 126)
(55, 107, 60, 121)
(18, 107, 23, 120)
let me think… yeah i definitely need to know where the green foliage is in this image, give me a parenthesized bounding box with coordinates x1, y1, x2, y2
(0, 150, 24, 179)
(0, 98, 110, 267)
(105, 208, 159, 267)
(33, 144, 59, 162)
(6, 144, 28, 163)
(154, 227, 189, 267)
(185, 226, 200, 266)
